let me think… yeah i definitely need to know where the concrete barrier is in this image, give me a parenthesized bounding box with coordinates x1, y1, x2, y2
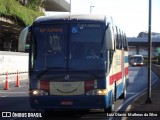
(0, 51, 29, 86)
(0, 51, 28, 75)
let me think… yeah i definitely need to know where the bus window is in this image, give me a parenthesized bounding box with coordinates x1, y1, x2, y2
(70, 23, 105, 71)
(124, 34, 128, 51)
(116, 27, 120, 49)
(33, 25, 67, 69)
(125, 34, 128, 51)
(119, 30, 122, 49)
(121, 32, 125, 49)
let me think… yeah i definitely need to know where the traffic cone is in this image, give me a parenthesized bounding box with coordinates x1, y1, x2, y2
(15, 70, 20, 87)
(4, 71, 9, 90)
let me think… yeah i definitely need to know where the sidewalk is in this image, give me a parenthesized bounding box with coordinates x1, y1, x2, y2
(123, 64, 160, 120)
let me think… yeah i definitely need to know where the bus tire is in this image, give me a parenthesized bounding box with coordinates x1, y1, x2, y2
(114, 81, 117, 101)
(119, 78, 126, 99)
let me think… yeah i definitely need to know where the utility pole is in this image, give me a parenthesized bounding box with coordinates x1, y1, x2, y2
(145, 0, 152, 104)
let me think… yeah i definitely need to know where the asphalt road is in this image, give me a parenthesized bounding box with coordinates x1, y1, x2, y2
(0, 66, 158, 120)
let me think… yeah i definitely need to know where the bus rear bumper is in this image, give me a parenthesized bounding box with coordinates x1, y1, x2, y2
(30, 95, 109, 110)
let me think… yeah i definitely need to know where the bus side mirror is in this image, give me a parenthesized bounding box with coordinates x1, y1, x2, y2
(106, 25, 114, 50)
(18, 27, 29, 52)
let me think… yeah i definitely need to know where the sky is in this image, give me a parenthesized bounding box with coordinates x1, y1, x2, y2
(63, 0, 160, 37)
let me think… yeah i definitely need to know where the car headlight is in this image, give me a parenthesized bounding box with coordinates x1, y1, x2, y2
(86, 89, 107, 95)
(30, 89, 49, 96)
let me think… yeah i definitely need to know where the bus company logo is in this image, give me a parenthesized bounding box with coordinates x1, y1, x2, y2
(85, 83, 94, 87)
(85, 81, 95, 91)
(64, 75, 70, 80)
(2, 112, 11, 117)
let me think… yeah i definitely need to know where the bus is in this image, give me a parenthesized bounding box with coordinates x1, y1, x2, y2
(18, 14, 129, 112)
(129, 55, 144, 66)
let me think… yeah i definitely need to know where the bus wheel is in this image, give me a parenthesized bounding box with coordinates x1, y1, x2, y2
(119, 80, 126, 99)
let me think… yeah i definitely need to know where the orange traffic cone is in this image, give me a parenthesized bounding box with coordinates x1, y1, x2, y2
(4, 71, 9, 90)
(15, 70, 20, 87)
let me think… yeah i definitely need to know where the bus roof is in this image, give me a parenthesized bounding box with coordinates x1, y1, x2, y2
(34, 14, 110, 24)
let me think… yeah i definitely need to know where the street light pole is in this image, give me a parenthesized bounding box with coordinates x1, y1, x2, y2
(70, 0, 71, 13)
(90, 2, 94, 14)
(145, 0, 152, 104)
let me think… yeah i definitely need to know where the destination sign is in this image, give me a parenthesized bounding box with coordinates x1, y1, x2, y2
(40, 28, 63, 33)
(78, 24, 100, 29)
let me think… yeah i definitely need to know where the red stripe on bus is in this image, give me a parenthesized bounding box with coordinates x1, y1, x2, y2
(40, 81, 50, 92)
(125, 67, 128, 75)
(109, 67, 128, 85)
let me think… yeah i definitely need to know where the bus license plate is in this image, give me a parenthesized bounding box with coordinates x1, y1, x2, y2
(60, 101, 73, 105)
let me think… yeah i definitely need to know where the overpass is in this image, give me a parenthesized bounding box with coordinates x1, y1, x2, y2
(128, 37, 160, 57)
(0, 17, 23, 51)
(128, 37, 160, 47)
(0, 0, 70, 52)
(44, 0, 70, 12)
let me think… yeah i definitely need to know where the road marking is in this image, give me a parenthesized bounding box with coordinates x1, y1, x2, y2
(1, 95, 7, 97)
(120, 75, 158, 111)
(10, 118, 18, 120)
(108, 71, 158, 120)
(127, 93, 136, 94)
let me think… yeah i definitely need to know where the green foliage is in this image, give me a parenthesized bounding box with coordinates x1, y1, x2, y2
(26, 0, 43, 11)
(0, 0, 44, 26)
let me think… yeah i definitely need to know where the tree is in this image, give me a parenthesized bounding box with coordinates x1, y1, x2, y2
(17, 0, 45, 11)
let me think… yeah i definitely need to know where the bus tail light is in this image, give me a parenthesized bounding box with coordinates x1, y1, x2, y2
(86, 89, 107, 95)
(30, 89, 49, 96)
